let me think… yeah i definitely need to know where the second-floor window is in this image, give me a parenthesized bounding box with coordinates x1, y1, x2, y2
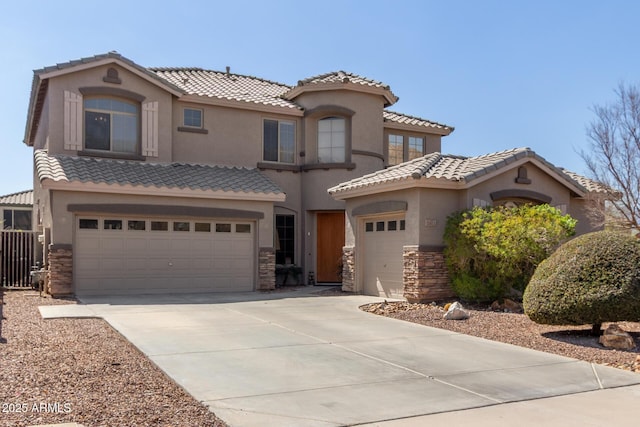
(318, 117, 345, 163)
(388, 134, 404, 166)
(263, 119, 295, 163)
(408, 136, 424, 160)
(85, 98, 138, 154)
(183, 108, 203, 128)
(388, 134, 425, 165)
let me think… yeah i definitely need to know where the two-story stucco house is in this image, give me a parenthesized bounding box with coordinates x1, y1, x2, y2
(24, 52, 602, 300)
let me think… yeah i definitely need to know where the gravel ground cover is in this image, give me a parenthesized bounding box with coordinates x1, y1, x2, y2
(0, 289, 227, 427)
(361, 300, 640, 373)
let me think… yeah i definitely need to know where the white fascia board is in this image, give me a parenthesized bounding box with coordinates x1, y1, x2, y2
(40, 179, 286, 202)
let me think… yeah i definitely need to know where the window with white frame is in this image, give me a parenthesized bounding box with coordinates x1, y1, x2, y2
(408, 136, 424, 160)
(388, 134, 404, 165)
(183, 108, 203, 128)
(263, 119, 295, 163)
(318, 117, 345, 163)
(84, 98, 139, 153)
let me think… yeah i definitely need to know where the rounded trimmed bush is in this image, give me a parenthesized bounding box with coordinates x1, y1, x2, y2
(523, 231, 640, 327)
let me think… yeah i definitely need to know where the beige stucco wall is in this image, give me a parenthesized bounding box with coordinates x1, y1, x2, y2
(45, 64, 174, 162)
(417, 188, 463, 246)
(32, 92, 50, 150)
(47, 190, 275, 248)
(464, 162, 573, 208)
(569, 198, 603, 235)
(171, 104, 302, 167)
(294, 90, 385, 162)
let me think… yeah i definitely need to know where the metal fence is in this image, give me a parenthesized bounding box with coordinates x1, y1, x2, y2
(1, 231, 37, 288)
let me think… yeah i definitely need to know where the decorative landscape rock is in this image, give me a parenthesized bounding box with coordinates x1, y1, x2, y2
(599, 324, 636, 350)
(443, 301, 470, 320)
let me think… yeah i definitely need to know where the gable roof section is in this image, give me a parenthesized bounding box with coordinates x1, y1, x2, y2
(0, 190, 33, 207)
(151, 68, 301, 111)
(283, 71, 399, 107)
(329, 148, 592, 198)
(25, 52, 184, 146)
(34, 150, 284, 202)
(383, 110, 454, 135)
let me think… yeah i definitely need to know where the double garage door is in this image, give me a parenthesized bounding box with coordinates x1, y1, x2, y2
(362, 215, 406, 298)
(74, 216, 254, 296)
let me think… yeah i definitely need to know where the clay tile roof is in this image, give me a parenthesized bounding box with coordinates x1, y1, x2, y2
(0, 190, 33, 206)
(383, 110, 454, 133)
(34, 150, 283, 196)
(284, 70, 399, 106)
(297, 70, 390, 89)
(329, 147, 597, 195)
(151, 68, 300, 110)
(559, 169, 612, 193)
(34, 51, 183, 93)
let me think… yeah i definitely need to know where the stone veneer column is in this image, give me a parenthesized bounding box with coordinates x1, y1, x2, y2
(47, 244, 73, 296)
(403, 245, 455, 303)
(258, 247, 276, 290)
(341, 246, 355, 292)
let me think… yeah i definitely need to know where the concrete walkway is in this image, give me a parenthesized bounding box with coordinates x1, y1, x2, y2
(40, 287, 640, 427)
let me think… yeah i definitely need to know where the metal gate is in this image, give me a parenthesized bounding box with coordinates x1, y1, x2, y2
(1, 231, 37, 288)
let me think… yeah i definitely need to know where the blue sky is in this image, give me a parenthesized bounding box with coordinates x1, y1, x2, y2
(1, 0, 638, 196)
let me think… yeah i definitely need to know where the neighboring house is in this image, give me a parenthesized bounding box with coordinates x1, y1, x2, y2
(23, 52, 452, 297)
(0, 190, 33, 230)
(23, 52, 602, 299)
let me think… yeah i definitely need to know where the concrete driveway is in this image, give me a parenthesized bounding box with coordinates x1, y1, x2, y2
(40, 287, 640, 426)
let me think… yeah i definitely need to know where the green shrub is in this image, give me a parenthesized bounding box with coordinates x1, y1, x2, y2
(444, 204, 576, 302)
(523, 231, 640, 330)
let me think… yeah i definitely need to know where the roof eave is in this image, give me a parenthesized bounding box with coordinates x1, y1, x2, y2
(39, 179, 286, 202)
(383, 120, 453, 136)
(283, 82, 398, 107)
(459, 156, 588, 198)
(179, 94, 304, 116)
(37, 57, 184, 97)
(329, 176, 460, 200)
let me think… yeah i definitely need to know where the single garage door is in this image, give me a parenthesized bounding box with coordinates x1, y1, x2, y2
(362, 215, 406, 298)
(74, 216, 255, 295)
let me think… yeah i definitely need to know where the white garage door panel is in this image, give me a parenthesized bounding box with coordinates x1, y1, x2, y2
(75, 217, 255, 295)
(362, 216, 405, 299)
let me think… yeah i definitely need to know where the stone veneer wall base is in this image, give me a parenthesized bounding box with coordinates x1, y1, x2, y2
(258, 247, 276, 290)
(47, 244, 73, 296)
(403, 245, 455, 303)
(341, 246, 355, 292)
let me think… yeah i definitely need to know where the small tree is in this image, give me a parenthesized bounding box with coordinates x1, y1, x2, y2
(444, 204, 576, 302)
(524, 231, 640, 335)
(581, 83, 640, 230)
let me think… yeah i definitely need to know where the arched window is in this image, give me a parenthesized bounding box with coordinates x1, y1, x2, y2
(317, 117, 345, 163)
(84, 98, 139, 154)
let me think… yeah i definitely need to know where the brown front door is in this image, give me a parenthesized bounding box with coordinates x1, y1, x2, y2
(316, 211, 345, 283)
